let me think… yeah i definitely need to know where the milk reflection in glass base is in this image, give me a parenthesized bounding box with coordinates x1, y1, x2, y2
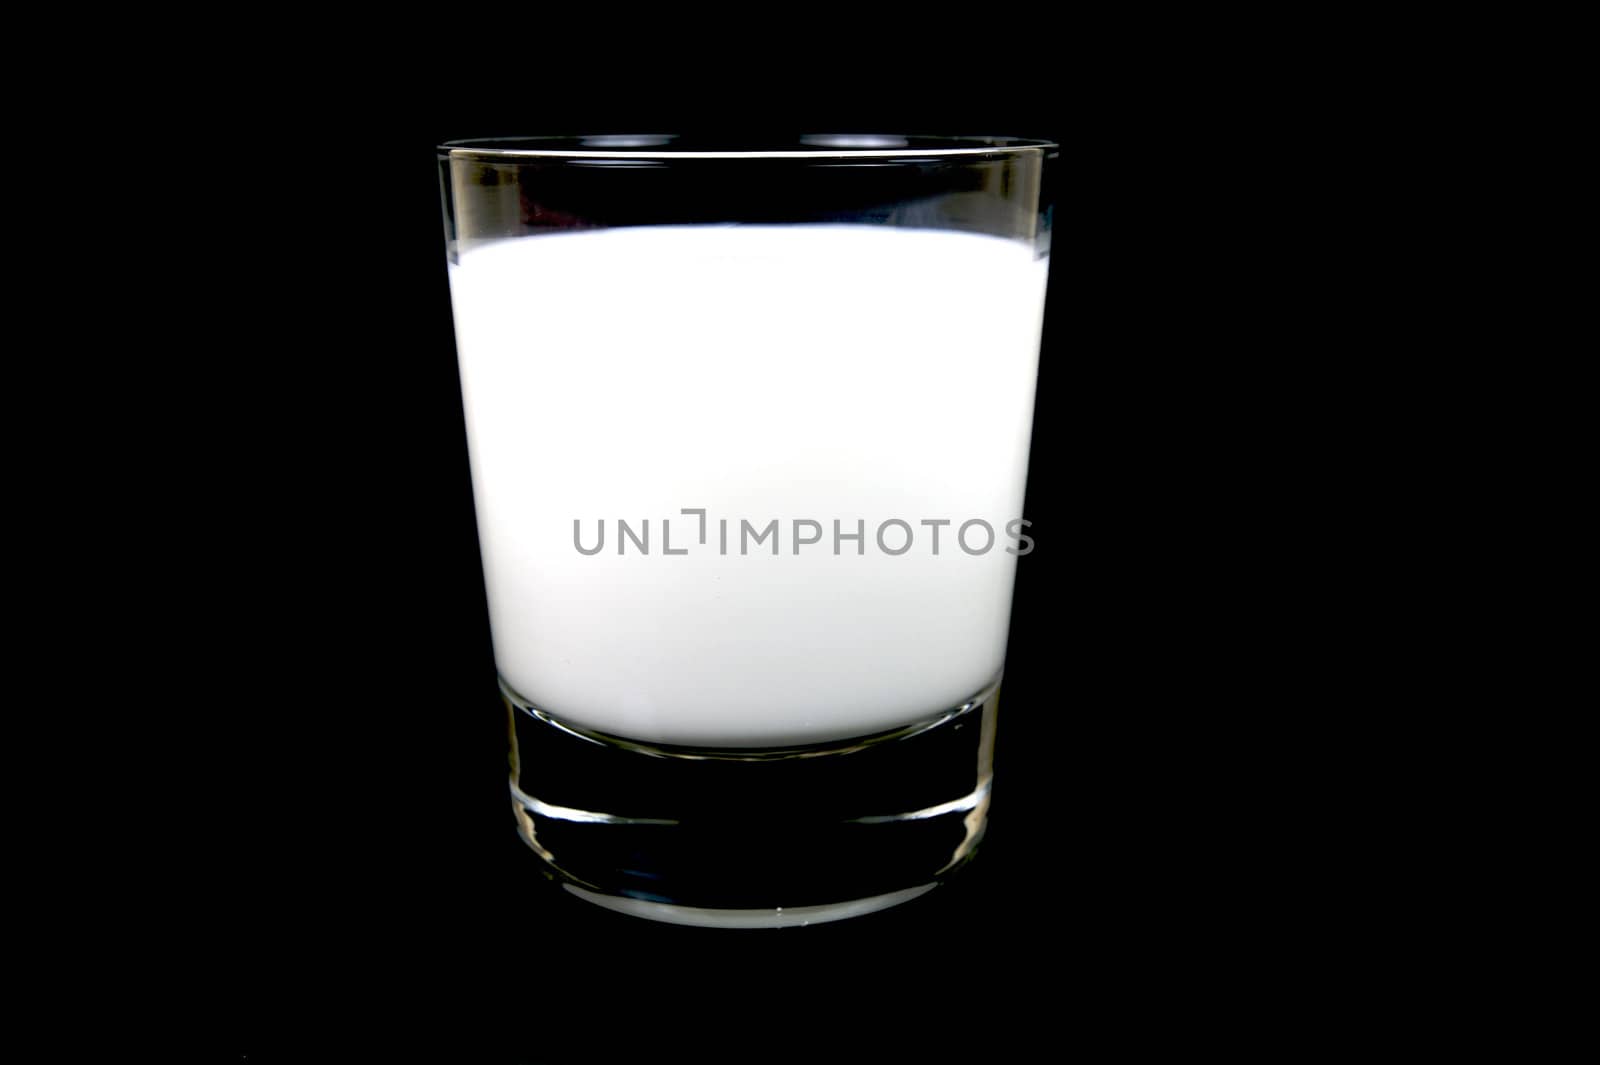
(439, 135, 1055, 926)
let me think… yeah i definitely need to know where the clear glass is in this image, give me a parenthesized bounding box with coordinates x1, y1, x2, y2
(439, 134, 1055, 926)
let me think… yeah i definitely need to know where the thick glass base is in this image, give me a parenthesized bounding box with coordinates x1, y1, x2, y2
(563, 883, 939, 929)
(503, 677, 999, 928)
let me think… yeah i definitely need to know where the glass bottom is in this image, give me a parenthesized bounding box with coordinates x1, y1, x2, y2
(563, 883, 940, 929)
(503, 676, 999, 927)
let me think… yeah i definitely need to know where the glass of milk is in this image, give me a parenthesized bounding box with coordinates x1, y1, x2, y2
(439, 134, 1055, 927)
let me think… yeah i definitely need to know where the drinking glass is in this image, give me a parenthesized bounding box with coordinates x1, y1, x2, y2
(438, 134, 1055, 927)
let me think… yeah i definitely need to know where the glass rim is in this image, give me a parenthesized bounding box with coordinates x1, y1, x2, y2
(438, 133, 1058, 161)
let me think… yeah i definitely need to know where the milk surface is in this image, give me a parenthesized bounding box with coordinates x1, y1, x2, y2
(448, 225, 1048, 746)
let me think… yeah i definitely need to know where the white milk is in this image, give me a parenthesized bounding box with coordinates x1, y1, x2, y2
(448, 225, 1048, 747)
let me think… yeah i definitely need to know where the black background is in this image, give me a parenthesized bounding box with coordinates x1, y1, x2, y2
(172, 68, 1270, 1056)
